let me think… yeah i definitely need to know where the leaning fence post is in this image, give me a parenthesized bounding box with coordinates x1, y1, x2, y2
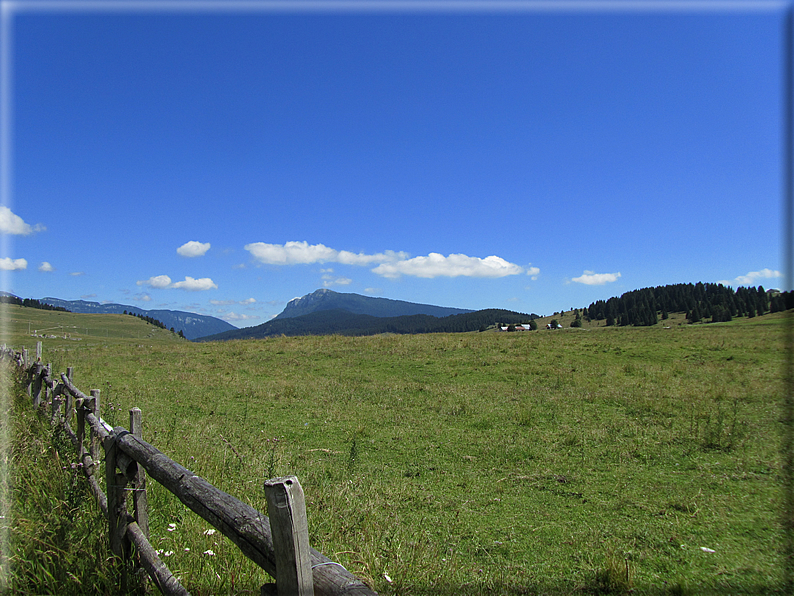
(89, 389, 101, 465)
(129, 407, 149, 540)
(263, 476, 313, 596)
(36, 341, 41, 362)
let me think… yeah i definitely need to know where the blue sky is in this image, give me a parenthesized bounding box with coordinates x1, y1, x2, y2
(0, 1, 787, 327)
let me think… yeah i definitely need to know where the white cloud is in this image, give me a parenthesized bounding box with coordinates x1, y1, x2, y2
(724, 268, 783, 286)
(221, 312, 260, 322)
(365, 288, 382, 294)
(572, 270, 622, 285)
(240, 297, 256, 304)
(0, 207, 45, 235)
(171, 277, 218, 291)
(70, 271, 85, 277)
(526, 266, 540, 280)
(137, 275, 172, 289)
(322, 274, 353, 287)
(38, 261, 54, 272)
(136, 275, 216, 291)
(0, 257, 27, 270)
(244, 241, 408, 267)
(372, 253, 524, 279)
(81, 294, 97, 299)
(245, 240, 526, 280)
(134, 293, 153, 302)
(177, 241, 211, 258)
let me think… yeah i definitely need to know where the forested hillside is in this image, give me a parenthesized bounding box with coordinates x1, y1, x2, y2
(585, 282, 790, 327)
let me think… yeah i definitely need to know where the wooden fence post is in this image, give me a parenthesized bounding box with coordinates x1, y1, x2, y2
(77, 400, 87, 468)
(105, 429, 130, 591)
(22, 349, 31, 396)
(263, 476, 313, 596)
(89, 390, 101, 465)
(65, 367, 74, 425)
(36, 341, 41, 362)
(31, 365, 43, 409)
(129, 407, 149, 540)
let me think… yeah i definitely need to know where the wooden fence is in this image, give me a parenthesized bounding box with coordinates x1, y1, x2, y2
(3, 342, 378, 596)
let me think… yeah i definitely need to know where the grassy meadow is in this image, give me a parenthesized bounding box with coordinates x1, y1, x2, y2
(2, 303, 787, 594)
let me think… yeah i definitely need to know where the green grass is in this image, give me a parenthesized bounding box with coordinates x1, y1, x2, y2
(2, 305, 787, 594)
(3, 364, 120, 595)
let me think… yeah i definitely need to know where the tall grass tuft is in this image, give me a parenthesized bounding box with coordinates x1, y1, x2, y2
(6, 370, 119, 594)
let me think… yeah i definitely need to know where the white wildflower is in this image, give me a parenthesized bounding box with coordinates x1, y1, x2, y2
(164, 551, 174, 557)
(384, 573, 393, 583)
(203, 528, 216, 536)
(700, 547, 715, 553)
(203, 549, 215, 556)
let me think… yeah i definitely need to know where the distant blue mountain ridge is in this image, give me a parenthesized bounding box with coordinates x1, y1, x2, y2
(37, 297, 236, 341)
(275, 288, 475, 319)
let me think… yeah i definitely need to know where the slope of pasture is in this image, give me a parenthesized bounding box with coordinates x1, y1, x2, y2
(15, 313, 786, 595)
(0, 303, 185, 351)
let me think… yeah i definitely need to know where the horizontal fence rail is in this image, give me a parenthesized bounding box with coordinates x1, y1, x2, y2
(3, 342, 378, 596)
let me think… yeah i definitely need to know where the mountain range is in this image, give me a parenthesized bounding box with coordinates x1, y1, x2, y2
(275, 288, 474, 319)
(197, 289, 535, 342)
(35, 290, 536, 341)
(37, 297, 237, 341)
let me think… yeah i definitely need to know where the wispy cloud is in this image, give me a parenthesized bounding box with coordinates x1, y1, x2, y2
(720, 268, 782, 287)
(210, 298, 256, 306)
(0, 207, 45, 235)
(137, 275, 218, 291)
(81, 294, 97, 299)
(572, 270, 622, 285)
(245, 241, 526, 280)
(70, 271, 85, 277)
(526, 266, 540, 280)
(177, 241, 211, 257)
(38, 261, 54, 272)
(0, 258, 27, 270)
(133, 293, 152, 302)
(373, 253, 524, 279)
(221, 312, 260, 323)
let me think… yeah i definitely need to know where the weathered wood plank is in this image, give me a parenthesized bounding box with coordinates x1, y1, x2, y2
(264, 476, 313, 596)
(105, 432, 129, 559)
(85, 412, 110, 442)
(130, 407, 149, 540)
(89, 390, 101, 464)
(65, 367, 74, 424)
